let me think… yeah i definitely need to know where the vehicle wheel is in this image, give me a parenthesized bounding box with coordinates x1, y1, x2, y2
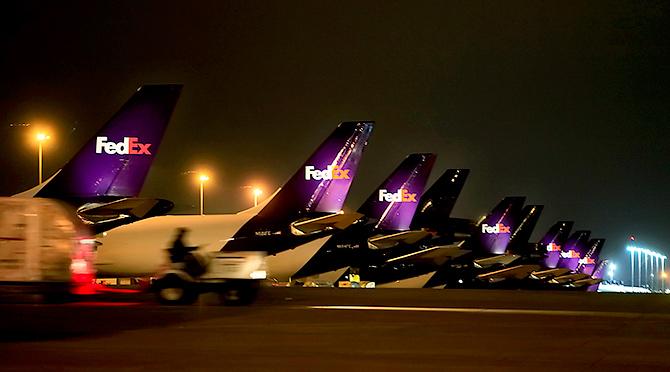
(220, 281, 259, 306)
(155, 275, 198, 305)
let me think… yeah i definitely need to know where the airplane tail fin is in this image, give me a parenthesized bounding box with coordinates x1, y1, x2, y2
(476, 196, 526, 255)
(576, 239, 606, 275)
(540, 221, 574, 269)
(256, 121, 374, 221)
(557, 230, 591, 271)
(506, 205, 544, 255)
(36, 85, 183, 201)
(358, 153, 436, 231)
(410, 169, 469, 230)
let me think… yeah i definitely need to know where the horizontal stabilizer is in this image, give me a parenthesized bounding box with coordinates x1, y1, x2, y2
(477, 264, 540, 283)
(549, 273, 590, 284)
(386, 242, 469, 265)
(570, 277, 603, 288)
(77, 198, 174, 224)
(290, 212, 364, 236)
(530, 268, 571, 280)
(368, 230, 432, 250)
(473, 254, 521, 269)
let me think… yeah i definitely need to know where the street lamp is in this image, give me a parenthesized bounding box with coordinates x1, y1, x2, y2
(253, 187, 263, 207)
(36, 132, 50, 184)
(198, 174, 209, 215)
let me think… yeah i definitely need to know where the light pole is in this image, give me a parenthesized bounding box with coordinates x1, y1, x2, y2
(630, 247, 635, 286)
(36, 132, 50, 184)
(638, 249, 642, 287)
(663, 258, 666, 292)
(645, 250, 650, 288)
(657, 255, 661, 290)
(608, 263, 616, 282)
(662, 271, 667, 293)
(253, 187, 263, 207)
(651, 252, 659, 289)
(199, 174, 209, 215)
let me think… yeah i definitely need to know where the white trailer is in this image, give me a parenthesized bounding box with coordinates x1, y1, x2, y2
(0, 198, 95, 301)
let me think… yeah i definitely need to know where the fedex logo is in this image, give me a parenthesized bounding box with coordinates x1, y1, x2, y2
(578, 257, 595, 265)
(560, 249, 581, 259)
(378, 188, 417, 203)
(95, 136, 152, 155)
(304, 165, 350, 181)
(546, 242, 562, 252)
(481, 223, 511, 234)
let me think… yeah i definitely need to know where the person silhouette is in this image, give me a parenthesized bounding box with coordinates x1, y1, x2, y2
(168, 228, 206, 276)
(168, 228, 192, 264)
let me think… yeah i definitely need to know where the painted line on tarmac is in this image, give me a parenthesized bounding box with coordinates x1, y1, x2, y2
(308, 305, 670, 319)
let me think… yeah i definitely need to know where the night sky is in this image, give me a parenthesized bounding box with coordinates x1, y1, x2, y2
(1, 1, 669, 276)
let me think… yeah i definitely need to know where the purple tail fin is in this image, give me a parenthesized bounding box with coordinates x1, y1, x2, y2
(557, 230, 592, 271)
(36, 85, 182, 201)
(576, 239, 606, 275)
(507, 205, 544, 255)
(540, 221, 574, 269)
(410, 169, 469, 230)
(357, 153, 436, 231)
(256, 121, 374, 219)
(477, 196, 526, 255)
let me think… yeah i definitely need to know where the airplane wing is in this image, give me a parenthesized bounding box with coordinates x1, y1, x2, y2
(290, 212, 364, 236)
(529, 268, 571, 280)
(385, 242, 469, 265)
(477, 264, 540, 283)
(569, 277, 603, 288)
(77, 198, 174, 224)
(473, 254, 521, 269)
(549, 273, 590, 284)
(368, 230, 432, 250)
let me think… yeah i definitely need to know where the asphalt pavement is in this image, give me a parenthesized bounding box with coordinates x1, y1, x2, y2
(2, 288, 670, 371)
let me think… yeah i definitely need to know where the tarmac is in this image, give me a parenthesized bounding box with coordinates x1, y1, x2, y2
(2, 288, 670, 371)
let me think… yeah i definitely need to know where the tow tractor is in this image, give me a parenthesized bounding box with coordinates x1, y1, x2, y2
(152, 250, 267, 305)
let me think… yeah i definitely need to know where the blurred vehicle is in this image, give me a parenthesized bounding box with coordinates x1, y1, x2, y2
(152, 250, 267, 305)
(0, 198, 95, 302)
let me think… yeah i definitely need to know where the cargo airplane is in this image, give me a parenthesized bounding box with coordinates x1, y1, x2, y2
(95, 121, 374, 280)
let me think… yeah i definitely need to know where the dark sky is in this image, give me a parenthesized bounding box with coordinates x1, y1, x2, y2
(1, 1, 669, 275)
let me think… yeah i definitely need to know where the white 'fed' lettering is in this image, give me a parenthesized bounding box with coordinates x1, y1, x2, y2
(378, 188, 417, 202)
(304, 165, 350, 180)
(95, 136, 152, 155)
(481, 223, 511, 234)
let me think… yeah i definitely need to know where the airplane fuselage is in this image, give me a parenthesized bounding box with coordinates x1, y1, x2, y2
(95, 213, 250, 277)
